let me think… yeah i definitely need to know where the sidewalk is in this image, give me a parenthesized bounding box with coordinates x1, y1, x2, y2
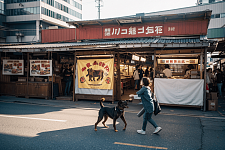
(0, 95, 224, 118)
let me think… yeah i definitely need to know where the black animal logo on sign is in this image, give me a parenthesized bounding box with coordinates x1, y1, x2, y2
(86, 68, 104, 81)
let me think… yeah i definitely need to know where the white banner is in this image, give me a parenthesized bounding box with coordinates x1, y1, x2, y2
(154, 78, 203, 106)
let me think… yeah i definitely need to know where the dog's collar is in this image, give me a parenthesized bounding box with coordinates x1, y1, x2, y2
(115, 107, 123, 112)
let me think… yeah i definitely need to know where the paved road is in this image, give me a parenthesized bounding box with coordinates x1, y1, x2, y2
(0, 97, 225, 150)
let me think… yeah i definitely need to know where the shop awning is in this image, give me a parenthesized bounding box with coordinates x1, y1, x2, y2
(67, 10, 212, 28)
(0, 37, 216, 52)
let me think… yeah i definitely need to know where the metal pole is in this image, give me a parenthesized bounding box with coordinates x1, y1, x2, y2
(204, 48, 207, 111)
(153, 51, 156, 78)
(51, 52, 53, 99)
(26, 52, 29, 98)
(73, 52, 77, 101)
(200, 50, 203, 79)
(117, 52, 121, 100)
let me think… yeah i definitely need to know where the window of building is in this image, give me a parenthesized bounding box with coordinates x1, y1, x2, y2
(215, 14, 220, 18)
(221, 13, 225, 18)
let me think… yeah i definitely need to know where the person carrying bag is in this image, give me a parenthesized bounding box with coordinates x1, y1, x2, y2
(136, 77, 162, 135)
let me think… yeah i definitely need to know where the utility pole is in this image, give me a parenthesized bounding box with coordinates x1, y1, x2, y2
(95, 0, 103, 19)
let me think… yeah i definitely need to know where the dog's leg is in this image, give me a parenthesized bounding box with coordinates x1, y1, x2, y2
(102, 115, 109, 128)
(95, 117, 103, 131)
(113, 118, 118, 132)
(120, 115, 127, 130)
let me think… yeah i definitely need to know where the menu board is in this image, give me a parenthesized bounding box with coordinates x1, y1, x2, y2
(30, 60, 52, 76)
(158, 59, 198, 64)
(3, 60, 24, 75)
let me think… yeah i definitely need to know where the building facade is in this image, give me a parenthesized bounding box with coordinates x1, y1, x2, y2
(1, 0, 82, 43)
(142, 1, 225, 40)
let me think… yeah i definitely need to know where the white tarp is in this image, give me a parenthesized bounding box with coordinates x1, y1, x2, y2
(154, 78, 204, 106)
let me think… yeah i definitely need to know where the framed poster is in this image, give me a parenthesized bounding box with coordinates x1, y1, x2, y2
(3, 59, 24, 75)
(30, 60, 52, 76)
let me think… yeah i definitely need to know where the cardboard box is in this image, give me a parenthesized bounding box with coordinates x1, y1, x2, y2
(211, 92, 218, 100)
(208, 100, 218, 111)
(206, 93, 211, 100)
(207, 92, 218, 100)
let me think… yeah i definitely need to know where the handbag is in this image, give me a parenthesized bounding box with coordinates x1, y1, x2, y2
(153, 99, 161, 116)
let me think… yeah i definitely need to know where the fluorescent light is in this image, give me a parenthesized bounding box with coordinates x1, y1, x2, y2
(132, 55, 139, 61)
(140, 57, 146, 62)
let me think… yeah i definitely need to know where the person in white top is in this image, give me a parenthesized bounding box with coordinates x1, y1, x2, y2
(163, 64, 172, 78)
(133, 65, 140, 90)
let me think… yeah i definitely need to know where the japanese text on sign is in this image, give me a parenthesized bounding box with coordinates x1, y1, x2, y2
(82, 61, 110, 72)
(104, 25, 163, 37)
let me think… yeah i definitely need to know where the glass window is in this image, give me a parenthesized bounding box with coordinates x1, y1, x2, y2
(30, 7, 34, 14)
(221, 13, 225, 18)
(41, 7, 44, 14)
(33, 7, 37, 14)
(14, 9, 17, 15)
(37, 7, 40, 14)
(215, 14, 220, 18)
(27, 7, 31, 14)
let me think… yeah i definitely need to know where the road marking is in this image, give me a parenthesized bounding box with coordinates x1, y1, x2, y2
(114, 142, 168, 149)
(0, 114, 67, 122)
(127, 111, 225, 120)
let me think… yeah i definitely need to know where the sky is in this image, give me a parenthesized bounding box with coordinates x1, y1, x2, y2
(82, 0, 197, 20)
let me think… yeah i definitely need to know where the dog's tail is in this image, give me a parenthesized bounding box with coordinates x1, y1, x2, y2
(100, 98, 105, 108)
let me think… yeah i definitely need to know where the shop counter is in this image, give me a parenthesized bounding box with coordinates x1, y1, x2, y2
(154, 78, 203, 106)
(0, 82, 16, 96)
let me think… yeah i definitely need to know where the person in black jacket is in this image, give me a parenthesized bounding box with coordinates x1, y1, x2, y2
(144, 67, 149, 77)
(64, 64, 73, 96)
(216, 69, 224, 97)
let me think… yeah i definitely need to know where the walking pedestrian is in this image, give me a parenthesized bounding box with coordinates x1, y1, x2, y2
(136, 77, 162, 135)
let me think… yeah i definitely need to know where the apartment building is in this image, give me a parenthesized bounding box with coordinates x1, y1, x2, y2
(1, 0, 82, 43)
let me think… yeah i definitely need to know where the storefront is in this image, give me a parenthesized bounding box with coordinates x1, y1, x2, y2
(0, 10, 217, 110)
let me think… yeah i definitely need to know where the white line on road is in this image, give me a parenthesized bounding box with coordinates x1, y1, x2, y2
(0, 114, 67, 122)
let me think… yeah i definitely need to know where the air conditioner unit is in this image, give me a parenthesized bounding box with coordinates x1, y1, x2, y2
(48, 26, 58, 29)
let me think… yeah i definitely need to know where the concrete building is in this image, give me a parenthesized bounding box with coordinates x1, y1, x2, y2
(1, 0, 82, 43)
(141, 1, 225, 41)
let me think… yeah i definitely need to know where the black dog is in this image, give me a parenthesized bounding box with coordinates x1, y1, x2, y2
(94, 98, 128, 132)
